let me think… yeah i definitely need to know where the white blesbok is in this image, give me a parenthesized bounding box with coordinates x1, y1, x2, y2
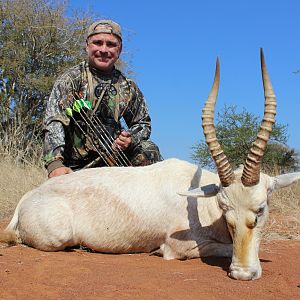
(1, 49, 299, 281)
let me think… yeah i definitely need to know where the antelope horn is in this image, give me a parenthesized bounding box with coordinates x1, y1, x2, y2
(202, 57, 235, 187)
(241, 48, 277, 186)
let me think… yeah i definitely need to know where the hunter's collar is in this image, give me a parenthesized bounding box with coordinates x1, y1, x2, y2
(88, 64, 119, 81)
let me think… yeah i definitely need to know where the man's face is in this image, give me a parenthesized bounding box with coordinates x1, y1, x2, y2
(86, 33, 121, 73)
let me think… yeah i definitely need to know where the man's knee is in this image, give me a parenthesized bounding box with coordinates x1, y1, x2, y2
(129, 140, 162, 166)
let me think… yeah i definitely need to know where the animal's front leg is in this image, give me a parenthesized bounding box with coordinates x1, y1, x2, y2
(160, 239, 202, 260)
(199, 242, 233, 258)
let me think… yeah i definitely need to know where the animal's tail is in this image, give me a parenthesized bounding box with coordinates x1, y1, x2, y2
(0, 201, 21, 246)
(0, 230, 18, 246)
(0, 191, 24, 246)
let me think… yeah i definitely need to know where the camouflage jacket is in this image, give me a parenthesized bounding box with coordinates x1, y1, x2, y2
(43, 61, 152, 173)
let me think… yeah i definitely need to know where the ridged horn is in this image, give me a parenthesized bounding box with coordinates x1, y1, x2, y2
(202, 58, 235, 187)
(241, 48, 277, 186)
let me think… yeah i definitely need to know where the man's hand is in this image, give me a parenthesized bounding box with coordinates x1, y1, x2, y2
(114, 131, 132, 151)
(48, 166, 73, 178)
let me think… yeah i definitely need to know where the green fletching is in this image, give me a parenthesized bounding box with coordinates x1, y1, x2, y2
(84, 100, 92, 109)
(65, 107, 73, 117)
(79, 99, 85, 108)
(65, 99, 92, 116)
(73, 100, 82, 112)
(72, 99, 92, 113)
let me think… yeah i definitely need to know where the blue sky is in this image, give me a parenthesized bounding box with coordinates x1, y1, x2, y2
(70, 0, 300, 162)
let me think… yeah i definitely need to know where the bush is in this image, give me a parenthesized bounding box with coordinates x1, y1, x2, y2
(192, 104, 299, 173)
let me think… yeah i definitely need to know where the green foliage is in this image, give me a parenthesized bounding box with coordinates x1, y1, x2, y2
(192, 105, 299, 174)
(0, 0, 95, 165)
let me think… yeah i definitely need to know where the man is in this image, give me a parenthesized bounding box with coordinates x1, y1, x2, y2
(43, 20, 161, 178)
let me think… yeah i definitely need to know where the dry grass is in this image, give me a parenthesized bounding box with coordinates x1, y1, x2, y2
(263, 182, 300, 240)
(0, 157, 47, 221)
(0, 158, 299, 240)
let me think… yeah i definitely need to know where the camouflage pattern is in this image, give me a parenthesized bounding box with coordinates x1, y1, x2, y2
(43, 61, 162, 173)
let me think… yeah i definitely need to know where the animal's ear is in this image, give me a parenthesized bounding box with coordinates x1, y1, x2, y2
(177, 184, 219, 198)
(268, 172, 300, 194)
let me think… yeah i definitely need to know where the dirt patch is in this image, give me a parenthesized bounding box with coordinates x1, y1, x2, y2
(264, 209, 300, 240)
(0, 221, 299, 299)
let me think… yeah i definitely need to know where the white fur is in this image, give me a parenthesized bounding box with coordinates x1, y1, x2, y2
(5, 158, 300, 280)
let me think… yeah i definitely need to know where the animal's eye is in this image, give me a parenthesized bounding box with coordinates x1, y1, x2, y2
(218, 201, 228, 211)
(256, 206, 265, 217)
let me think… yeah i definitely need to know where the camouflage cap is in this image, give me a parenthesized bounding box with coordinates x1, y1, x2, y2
(87, 20, 122, 40)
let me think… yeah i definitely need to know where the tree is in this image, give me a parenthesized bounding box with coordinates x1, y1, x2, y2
(0, 0, 94, 165)
(191, 105, 299, 174)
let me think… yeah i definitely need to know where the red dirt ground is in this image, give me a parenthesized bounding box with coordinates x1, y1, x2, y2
(0, 221, 300, 299)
